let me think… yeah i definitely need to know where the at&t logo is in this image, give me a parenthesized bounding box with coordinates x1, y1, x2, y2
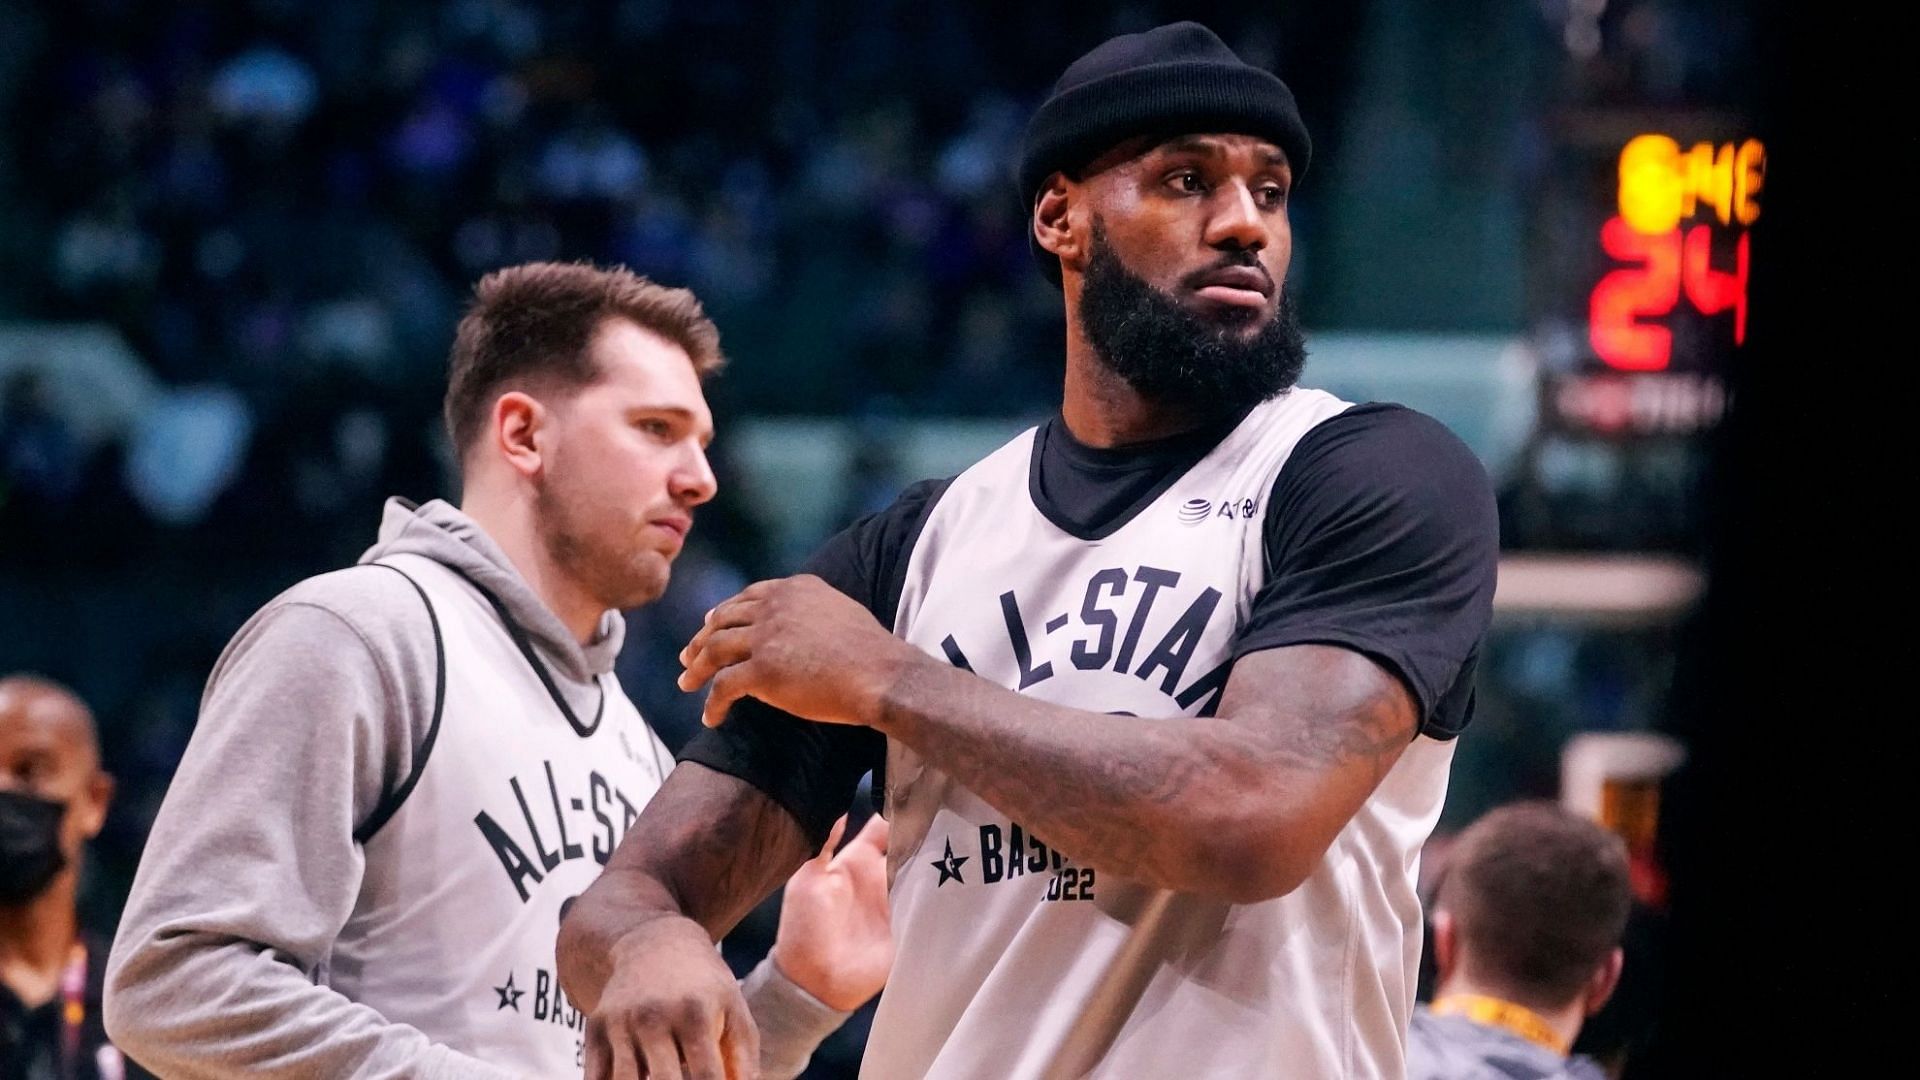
(1177, 496, 1259, 525)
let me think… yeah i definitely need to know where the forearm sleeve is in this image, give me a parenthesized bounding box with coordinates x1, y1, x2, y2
(740, 957, 852, 1080)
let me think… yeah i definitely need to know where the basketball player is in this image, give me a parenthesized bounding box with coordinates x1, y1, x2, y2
(560, 22, 1499, 1080)
(102, 263, 891, 1078)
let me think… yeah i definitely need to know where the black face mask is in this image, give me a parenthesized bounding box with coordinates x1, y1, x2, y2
(0, 788, 68, 904)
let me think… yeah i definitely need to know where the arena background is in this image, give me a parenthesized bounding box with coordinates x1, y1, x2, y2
(0, 1, 1871, 1076)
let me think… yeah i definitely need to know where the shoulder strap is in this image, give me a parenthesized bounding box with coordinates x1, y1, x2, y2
(352, 561, 446, 845)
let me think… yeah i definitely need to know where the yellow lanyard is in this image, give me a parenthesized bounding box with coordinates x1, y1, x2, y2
(1431, 993, 1570, 1056)
(60, 941, 88, 1079)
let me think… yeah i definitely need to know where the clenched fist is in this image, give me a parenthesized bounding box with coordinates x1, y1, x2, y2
(584, 916, 757, 1080)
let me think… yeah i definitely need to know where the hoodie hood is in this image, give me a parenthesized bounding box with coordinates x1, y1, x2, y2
(359, 497, 626, 680)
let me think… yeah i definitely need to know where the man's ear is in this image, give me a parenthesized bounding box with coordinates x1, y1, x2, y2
(77, 770, 114, 839)
(1033, 174, 1085, 274)
(1584, 946, 1624, 1017)
(492, 391, 547, 478)
(1430, 909, 1458, 987)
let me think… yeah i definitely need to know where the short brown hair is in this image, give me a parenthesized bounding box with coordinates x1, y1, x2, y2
(1436, 801, 1632, 1007)
(443, 261, 724, 456)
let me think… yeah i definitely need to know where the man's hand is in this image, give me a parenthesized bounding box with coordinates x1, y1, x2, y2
(583, 916, 757, 1080)
(769, 813, 893, 1012)
(677, 575, 924, 728)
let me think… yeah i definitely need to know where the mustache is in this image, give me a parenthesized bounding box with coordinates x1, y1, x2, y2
(1177, 251, 1274, 293)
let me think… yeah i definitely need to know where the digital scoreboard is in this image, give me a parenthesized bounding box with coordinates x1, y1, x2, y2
(1590, 134, 1763, 373)
(1538, 125, 1762, 437)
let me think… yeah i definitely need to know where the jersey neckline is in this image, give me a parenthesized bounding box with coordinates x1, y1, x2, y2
(1025, 399, 1260, 541)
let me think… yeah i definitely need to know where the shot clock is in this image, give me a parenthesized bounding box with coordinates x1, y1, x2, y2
(1533, 122, 1762, 438)
(1590, 134, 1764, 373)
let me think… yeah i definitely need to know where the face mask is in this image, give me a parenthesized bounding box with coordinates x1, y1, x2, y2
(0, 788, 68, 904)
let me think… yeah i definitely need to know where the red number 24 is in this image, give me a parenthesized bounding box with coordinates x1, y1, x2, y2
(1590, 216, 1749, 371)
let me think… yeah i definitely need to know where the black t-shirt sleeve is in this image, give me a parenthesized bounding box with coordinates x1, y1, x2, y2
(1233, 404, 1499, 739)
(677, 477, 952, 845)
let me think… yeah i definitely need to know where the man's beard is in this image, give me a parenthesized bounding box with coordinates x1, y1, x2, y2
(534, 455, 671, 615)
(1078, 221, 1307, 417)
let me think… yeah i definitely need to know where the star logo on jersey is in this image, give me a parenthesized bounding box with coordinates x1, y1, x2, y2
(929, 837, 969, 886)
(494, 972, 525, 1012)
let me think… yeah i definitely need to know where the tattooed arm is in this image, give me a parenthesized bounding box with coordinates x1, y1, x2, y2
(882, 640, 1411, 901)
(556, 762, 816, 1080)
(679, 575, 1417, 903)
(680, 409, 1494, 903)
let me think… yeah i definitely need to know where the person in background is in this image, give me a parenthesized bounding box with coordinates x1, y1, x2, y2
(1409, 800, 1632, 1080)
(1, 675, 148, 1080)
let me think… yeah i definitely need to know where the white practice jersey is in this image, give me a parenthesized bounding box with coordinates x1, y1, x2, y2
(321, 552, 673, 1077)
(863, 389, 1457, 1080)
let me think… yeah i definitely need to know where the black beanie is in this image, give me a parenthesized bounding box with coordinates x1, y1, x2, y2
(1019, 21, 1312, 284)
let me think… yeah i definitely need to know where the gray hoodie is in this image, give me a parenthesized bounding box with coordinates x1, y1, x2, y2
(1407, 1008, 1610, 1080)
(104, 499, 847, 1079)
